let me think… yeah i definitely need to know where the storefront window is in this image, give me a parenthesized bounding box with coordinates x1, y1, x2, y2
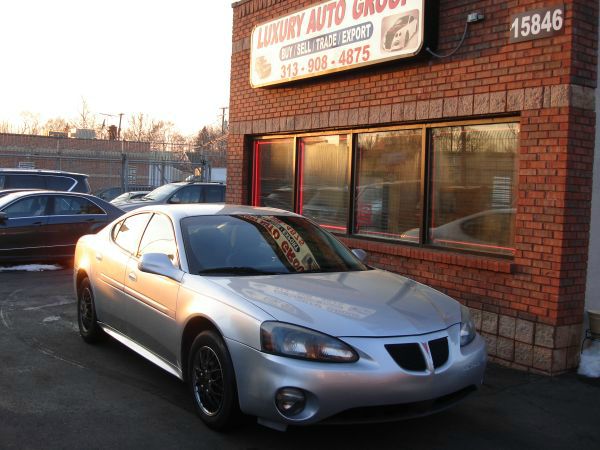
(354, 130, 422, 241)
(253, 139, 295, 211)
(298, 135, 350, 232)
(251, 120, 519, 258)
(429, 124, 519, 256)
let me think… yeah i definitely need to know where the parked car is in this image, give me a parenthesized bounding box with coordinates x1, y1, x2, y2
(94, 185, 154, 202)
(110, 190, 151, 206)
(0, 190, 123, 264)
(74, 204, 486, 431)
(383, 11, 419, 52)
(401, 208, 516, 251)
(118, 181, 225, 212)
(0, 168, 90, 193)
(0, 188, 39, 198)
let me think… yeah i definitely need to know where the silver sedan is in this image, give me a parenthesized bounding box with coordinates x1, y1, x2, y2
(73, 204, 486, 431)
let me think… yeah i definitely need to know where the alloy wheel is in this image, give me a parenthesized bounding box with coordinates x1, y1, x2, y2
(192, 346, 225, 416)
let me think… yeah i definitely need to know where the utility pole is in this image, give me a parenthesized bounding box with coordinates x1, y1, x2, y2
(220, 107, 229, 134)
(99, 112, 125, 140)
(118, 113, 124, 140)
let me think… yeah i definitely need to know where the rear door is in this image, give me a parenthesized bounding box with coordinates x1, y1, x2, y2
(93, 212, 152, 333)
(0, 194, 50, 261)
(201, 185, 225, 203)
(45, 195, 109, 257)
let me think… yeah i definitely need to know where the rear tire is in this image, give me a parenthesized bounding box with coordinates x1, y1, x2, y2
(188, 331, 241, 430)
(77, 277, 104, 344)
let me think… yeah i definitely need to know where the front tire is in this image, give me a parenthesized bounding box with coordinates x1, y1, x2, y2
(188, 331, 240, 430)
(77, 277, 104, 343)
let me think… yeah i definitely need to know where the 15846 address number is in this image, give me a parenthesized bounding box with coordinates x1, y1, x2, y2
(510, 5, 565, 43)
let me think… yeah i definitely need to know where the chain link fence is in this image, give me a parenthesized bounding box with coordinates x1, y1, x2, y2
(0, 134, 227, 193)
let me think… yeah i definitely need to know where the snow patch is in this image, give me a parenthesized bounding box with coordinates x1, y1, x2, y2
(0, 264, 62, 272)
(578, 341, 600, 378)
(42, 316, 60, 323)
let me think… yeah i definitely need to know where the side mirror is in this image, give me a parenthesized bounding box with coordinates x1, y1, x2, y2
(138, 253, 184, 282)
(352, 248, 368, 263)
(0, 212, 7, 224)
(169, 197, 181, 204)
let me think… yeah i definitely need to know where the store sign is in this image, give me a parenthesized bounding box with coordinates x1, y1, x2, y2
(509, 5, 564, 44)
(250, 0, 427, 88)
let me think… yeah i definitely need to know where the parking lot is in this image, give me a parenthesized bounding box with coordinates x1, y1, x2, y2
(0, 267, 598, 450)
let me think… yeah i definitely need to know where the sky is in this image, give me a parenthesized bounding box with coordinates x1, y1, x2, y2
(0, 0, 233, 136)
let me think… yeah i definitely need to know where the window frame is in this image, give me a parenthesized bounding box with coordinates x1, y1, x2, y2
(251, 116, 519, 259)
(111, 212, 153, 256)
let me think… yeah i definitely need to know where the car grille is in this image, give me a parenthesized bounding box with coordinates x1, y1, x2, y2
(429, 337, 449, 368)
(385, 337, 449, 372)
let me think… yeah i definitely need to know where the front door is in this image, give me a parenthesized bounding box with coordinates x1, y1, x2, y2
(123, 213, 180, 364)
(0, 195, 50, 262)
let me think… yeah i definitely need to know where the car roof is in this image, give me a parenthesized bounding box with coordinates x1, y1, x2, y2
(127, 204, 298, 221)
(0, 168, 88, 177)
(168, 181, 226, 187)
(1, 189, 99, 204)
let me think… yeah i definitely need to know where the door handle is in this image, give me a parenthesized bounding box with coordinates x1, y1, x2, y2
(128, 272, 137, 282)
(95, 254, 103, 261)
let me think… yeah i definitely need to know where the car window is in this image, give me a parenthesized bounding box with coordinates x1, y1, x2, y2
(8, 175, 46, 189)
(0, 175, 5, 189)
(71, 177, 91, 193)
(203, 186, 225, 202)
(46, 176, 75, 191)
(137, 213, 178, 265)
(2, 196, 50, 218)
(113, 213, 152, 255)
(170, 186, 201, 203)
(52, 196, 105, 215)
(144, 184, 180, 201)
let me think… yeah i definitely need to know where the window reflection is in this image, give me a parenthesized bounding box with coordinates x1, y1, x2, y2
(429, 124, 519, 255)
(354, 130, 422, 241)
(253, 139, 295, 211)
(298, 135, 350, 232)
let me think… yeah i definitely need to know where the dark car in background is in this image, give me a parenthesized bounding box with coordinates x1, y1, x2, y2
(118, 181, 225, 212)
(0, 169, 91, 193)
(0, 190, 123, 264)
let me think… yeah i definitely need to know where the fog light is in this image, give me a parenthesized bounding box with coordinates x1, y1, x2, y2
(275, 387, 306, 417)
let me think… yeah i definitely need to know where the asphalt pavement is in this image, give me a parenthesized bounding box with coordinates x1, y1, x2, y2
(0, 268, 598, 450)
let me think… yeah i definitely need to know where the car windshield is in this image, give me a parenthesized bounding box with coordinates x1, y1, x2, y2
(143, 184, 180, 201)
(181, 215, 368, 276)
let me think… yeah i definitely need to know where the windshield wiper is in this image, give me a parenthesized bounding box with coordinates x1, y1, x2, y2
(197, 267, 285, 276)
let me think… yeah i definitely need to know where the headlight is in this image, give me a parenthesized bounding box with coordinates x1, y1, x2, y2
(460, 305, 476, 347)
(260, 321, 358, 363)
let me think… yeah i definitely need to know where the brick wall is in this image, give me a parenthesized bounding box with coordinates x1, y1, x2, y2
(228, 0, 599, 374)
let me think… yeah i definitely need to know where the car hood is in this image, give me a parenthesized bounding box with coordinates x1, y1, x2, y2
(118, 199, 158, 211)
(208, 269, 461, 337)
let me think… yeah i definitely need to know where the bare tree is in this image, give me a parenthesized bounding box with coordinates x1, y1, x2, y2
(43, 117, 70, 134)
(19, 112, 41, 135)
(0, 121, 13, 133)
(75, 97, 95, 129)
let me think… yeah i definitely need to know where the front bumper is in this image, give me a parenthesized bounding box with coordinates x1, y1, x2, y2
(227, 324, 486, 427)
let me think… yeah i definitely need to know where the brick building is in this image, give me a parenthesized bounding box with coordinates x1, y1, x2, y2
(227, 0, 599, 374)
